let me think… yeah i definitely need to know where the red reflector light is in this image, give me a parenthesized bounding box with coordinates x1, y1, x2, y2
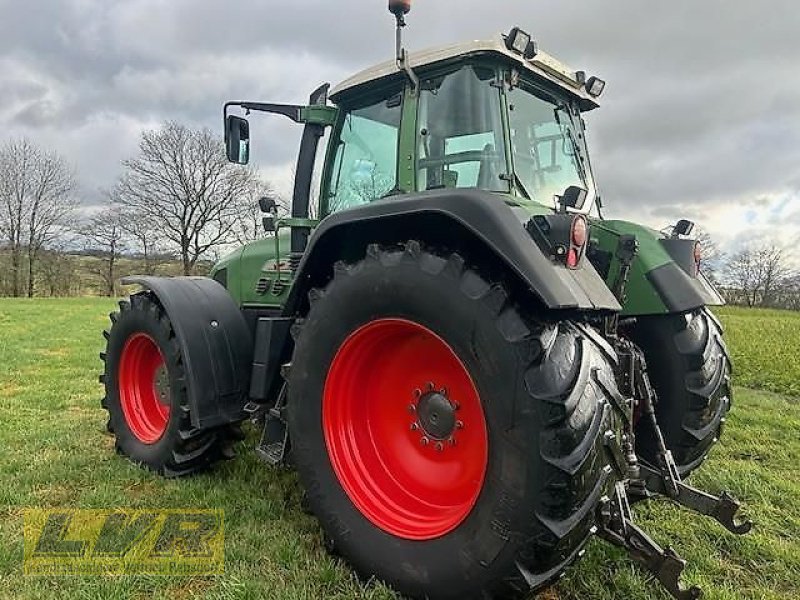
(566, 247, 579, 268)
(566, 216, 588, 269)
(694, 242, 702, 274)
(571, 217, 587, 247)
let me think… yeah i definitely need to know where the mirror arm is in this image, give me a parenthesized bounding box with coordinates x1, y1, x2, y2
(224, 101, 303, 122)
(223, 101, 305, 145)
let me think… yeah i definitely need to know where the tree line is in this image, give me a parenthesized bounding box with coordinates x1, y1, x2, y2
(0, 122, 272, 297)
(720, 245, 800, 310)
(0, 124, 798, 309)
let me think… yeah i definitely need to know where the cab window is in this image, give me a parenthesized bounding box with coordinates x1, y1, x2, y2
(327, 91, 402, 213)
(417, 65, 508, 192)
(507, 83, 592, 207)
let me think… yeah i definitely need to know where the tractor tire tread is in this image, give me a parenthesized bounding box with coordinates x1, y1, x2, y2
(290, 240, 624, 600)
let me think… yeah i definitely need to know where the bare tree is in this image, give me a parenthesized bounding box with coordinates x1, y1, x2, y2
(782, 273, 800, 311)
(115, 122, 263, 275)
(724, 244, 792, 307)
(724, 249, 758, 306)
(38, 245, 78, 297)
(0, 138, 76, 297)
(79, 204, 126, 296)
(760, 246, 791, 306)
(114, 201, 168, 276)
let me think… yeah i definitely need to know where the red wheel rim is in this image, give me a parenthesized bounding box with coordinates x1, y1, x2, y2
(323, 318, 488, 540)
(118, 333, 171, 444)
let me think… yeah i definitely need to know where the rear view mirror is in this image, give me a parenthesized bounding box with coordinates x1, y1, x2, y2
(225, 115, 250, 164)
(259, 195, 277, 233)
(559, 185, 588, 212)
(672, 219, 695, 238)
(258, 195, 277, 214)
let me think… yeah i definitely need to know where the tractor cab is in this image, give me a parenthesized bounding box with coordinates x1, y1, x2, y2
(218, 26, 616, 308)
(226, 28, 605, 221)
(321, 31, 604, 217)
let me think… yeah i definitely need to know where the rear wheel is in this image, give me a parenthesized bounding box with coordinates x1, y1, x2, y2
(100, 293, 240, 477)
(629, 308, 732, 477)
(288, 241, 625, 600)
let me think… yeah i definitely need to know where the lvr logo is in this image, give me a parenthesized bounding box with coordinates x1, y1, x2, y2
(24, 509, 224, 575)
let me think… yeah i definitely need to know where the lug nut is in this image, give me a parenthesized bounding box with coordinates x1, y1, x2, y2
(410, 422, 419, 431)
(408, 403, 416, 413)
(420, 436, 429, 446)
(413, 388, 422, 398)
(435, 442, 444, 452)
(427, 381, 435, 391)
(448, 437, 456, 446)
(455, 420, 464, 429)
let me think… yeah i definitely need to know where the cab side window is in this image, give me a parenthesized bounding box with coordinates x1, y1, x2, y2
(327, 92, 402, 213)
(416, 65, 508, 192)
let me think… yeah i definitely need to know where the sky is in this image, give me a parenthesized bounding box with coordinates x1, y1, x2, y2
(1, 0, 798, 263)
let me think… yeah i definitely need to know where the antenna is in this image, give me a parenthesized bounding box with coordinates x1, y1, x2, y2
(388, 0, 419, 92)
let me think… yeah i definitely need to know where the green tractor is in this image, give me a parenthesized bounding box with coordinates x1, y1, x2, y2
(99, 3, 751, 598)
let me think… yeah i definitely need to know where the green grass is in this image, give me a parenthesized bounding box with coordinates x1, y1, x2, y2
(0, 299, 798, 599)
(715, 306, 800, 397)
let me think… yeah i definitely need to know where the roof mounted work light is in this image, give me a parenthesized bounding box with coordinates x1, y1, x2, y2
(672, 219, 695, 238)
(505, 27, 538, 59)
(585, 76, 606, 97)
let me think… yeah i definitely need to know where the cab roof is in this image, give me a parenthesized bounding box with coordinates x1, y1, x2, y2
(330, 33, 601, 110)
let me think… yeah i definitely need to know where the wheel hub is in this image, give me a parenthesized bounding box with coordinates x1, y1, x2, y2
(409, 382, 463, 450)
(417, 389, 456, 439)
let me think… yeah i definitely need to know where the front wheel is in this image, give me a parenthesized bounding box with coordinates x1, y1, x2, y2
(100, 293, 239, 477)
(288, 242, 625, 600)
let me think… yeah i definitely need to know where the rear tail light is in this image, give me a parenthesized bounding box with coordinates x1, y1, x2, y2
(567, 216, 588, 269)
(693, 242, 702, 275)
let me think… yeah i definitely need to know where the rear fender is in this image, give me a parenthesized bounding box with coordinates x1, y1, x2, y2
(121, 276, 253, 429)
(282, 189, 621, 317)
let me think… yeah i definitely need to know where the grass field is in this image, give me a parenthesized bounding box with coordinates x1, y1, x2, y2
(0, 299, 798, 600)
(715, 306, 800, 397)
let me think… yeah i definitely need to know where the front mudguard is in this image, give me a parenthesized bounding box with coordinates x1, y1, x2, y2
(121, 276, 253, 429)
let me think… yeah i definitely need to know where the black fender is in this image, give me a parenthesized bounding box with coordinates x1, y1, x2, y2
(283, 188, 621, 316)
(649, 239, 726, 312)
(121, 276, 253, 429)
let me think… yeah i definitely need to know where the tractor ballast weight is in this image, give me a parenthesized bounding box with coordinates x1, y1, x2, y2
(99, 6, 751, 599)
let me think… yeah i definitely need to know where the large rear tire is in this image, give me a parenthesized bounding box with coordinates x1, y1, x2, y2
(100, 293, 240, 477)
(288, 241, 624, 600)
(629, 308, 732, 477)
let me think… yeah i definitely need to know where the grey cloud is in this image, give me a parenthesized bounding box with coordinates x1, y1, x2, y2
(1, 0, 799, 247)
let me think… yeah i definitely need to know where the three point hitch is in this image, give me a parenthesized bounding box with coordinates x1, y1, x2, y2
(599, 234, 752, 600)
